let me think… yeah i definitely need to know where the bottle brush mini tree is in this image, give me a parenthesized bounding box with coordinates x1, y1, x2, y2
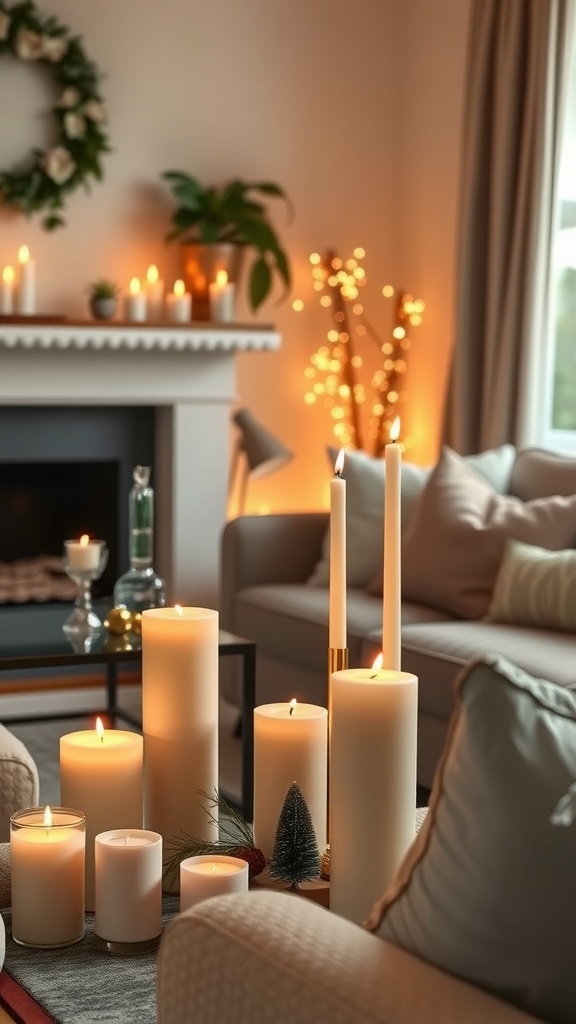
(269, 782, 321, 887)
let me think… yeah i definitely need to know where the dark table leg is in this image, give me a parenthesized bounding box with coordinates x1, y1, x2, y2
(240, 643, 256, 823)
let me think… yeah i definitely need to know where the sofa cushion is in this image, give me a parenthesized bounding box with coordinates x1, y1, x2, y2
(366, 655, 576, 1024)
(509, 447, 576, 500)
(401, 447, 576, 619)
(309, 444, 516, 591)
(487, 540, 576, 631)
(399, 619, 576, 720)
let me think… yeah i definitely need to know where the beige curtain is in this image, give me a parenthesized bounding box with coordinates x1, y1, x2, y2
(443, 0, 574, 454)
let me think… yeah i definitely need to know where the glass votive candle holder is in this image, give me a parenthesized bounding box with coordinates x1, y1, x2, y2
(10, 806, 86, 948)
(94, 829, 163, 955)
(180, 854, 249, 913)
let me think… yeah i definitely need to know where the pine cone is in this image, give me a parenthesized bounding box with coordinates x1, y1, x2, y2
(231, 846, 266, 878)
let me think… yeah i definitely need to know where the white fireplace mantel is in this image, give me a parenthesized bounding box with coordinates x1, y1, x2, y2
(0, 319, 281, 608)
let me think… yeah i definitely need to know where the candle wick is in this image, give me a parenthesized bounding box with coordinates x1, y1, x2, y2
(289, 705, 294, 716)
(335, 469, 342, 478)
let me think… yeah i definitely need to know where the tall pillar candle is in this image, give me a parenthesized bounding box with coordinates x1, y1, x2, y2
(253, 701, 328, 859)
(59, 723, 143, 911)
(16, 245, 35, 315)
(329, 449, 346, 649)
(383, 417, 401, 670)
(146, 264, 164, 321)
(10, 806, 85, 948)
(95, 829, 162, 952)
(142, 606, 219, 887)
(329, 662, 417, 925)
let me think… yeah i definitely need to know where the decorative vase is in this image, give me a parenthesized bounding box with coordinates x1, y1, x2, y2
(181, 242, 243, 321)
(113, 466, 166, 613)
(89, 296, 117, 321)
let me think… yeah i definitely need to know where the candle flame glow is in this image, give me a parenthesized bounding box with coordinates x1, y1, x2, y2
(18, 245, 30, 265)
(289, 698, 297, 716)
(96, 717, 104, 741)
(215, 269, 228, 288)
(80, 534, 90, 547)
(2, 265, 14, 284)
(43, 805, 52, 828)
(174, 604, 183, 616)
(371, 653, 384, 677)
(334, 448, 345, 477)
(129, 277, 141, 296)
(174, 279, 185, 298)
(147, 264, 159, 285)
(390, 417, 400, 443)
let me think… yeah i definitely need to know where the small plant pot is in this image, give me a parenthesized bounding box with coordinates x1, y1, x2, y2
(89, 296, 117, 321)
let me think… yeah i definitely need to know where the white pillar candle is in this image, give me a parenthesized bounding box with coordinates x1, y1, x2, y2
(166, 279, 192, 323)
(60, 721, 143, 911)
(1, 265, 14, 315)
(180, 854, 249, 912)
(209, 270, 235, 322)
(146, 264, 165, 321)
(16, 245, 35, 315)
(142, 606, 219, 887)
(329, 662, 418, 925)
(64, 535, 103, 572)
(10, 806, 85, 948)
(95, 829, 162, 948)
(253, 701, 328, 860)
(382, 417, 401, 670)
(329, 448, 346, 649)
(124, 277, 147, 322)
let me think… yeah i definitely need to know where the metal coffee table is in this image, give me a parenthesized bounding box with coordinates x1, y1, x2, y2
(0, 609, 255, 820)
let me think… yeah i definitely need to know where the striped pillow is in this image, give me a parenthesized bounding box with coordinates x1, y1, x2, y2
(487, 539, 576, 631)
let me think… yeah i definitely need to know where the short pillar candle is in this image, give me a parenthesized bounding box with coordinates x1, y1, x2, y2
(64, 535, 103, 572)
(60, 722, 143, 911)
(95, 829, 163, 953)
(10, 806, 86, 948)
(253, 701, 328, 860)
(180, 855, 249, 912)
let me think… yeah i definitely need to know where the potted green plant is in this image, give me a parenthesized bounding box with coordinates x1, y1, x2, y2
(87, 279, 120, 321)
(161, 171, 292, 318)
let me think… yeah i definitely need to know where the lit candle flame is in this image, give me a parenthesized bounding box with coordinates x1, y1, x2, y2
(147, 264, 159, 285)
(18, 245, 30, 265)
(80, 534, 90, 547)
(334, 448, 345, 477)
(43, 805, 52, 829)
(174, 279, 185, 298)
(390, 417, 400, 443)
(96, 717, 104, 742)
(215, 269, 228, 288)
(129, 277, 141, 296)
(289, 698, 297, 717)
(174, 604, 183, 617)
(2, 265, 14, 284)
(371, 653, 384, 678)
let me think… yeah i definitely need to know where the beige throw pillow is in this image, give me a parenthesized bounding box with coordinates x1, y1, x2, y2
(366, 655, 576, 1024)
(401, 447, 576, 619)
(487, 539, 576, 631)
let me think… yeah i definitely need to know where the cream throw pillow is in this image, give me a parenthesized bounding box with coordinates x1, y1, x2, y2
(366, 655, 576, 1024)
(487, 539, 576, 631)
(401, 446, 576, 619)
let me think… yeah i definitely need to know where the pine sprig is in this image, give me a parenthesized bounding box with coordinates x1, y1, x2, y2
(163, 788, 258, 885)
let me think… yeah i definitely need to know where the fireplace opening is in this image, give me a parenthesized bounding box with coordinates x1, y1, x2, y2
(0, 461, 119, 604)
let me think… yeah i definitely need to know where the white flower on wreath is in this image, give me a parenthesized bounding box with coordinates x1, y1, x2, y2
(58, 86, 81, 109)
(42, 34, 68, 62)
(64, 112, 85, 140)
(0, 12, 10, 41)
(41, 146, 76, 185)
(84, 99, 106, 123)
(15, 28, 44, 60)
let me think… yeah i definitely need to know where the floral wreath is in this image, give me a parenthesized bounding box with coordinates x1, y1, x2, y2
(0, 1, 110, 230)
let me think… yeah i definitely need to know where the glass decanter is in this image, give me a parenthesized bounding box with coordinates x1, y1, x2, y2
(63, 538, 108, 636)
(113, 465, 166, 613)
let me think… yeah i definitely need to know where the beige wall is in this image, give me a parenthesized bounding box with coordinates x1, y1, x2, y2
(0, 0, 470, 512)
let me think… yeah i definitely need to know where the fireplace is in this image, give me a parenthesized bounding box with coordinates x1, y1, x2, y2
(0, 406, 154, 606)
(0, 319, 280, 609)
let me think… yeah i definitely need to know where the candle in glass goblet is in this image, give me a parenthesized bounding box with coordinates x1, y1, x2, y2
(65, 535, 103, 572)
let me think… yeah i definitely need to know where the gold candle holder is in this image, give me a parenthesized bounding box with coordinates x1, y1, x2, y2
(327, 647, 348, 846)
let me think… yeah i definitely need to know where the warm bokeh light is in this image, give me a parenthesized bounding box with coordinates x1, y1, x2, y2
(174, 279, 185, 298)
(96, 717, 104, 739)
(2, 265, 14, 283)
(174, 604, 183, 616)
(215, 269, 228, 288)
(147, 264, 159, 285)
(292, 299, 304, 312)
(44, 805, 52, 828)
(129, 277, 141, 296)
(18, 245, 29, 265)
(80, 534, 89, 546)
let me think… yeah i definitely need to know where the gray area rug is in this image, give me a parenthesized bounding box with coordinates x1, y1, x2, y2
(4, 897, 179, 1024)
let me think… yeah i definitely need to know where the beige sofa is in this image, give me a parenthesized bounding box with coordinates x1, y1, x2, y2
(157, 890, 544, 1024)
(221, 445, 576, 789)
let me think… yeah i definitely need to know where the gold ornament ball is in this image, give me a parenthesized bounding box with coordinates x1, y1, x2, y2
(104, 605, 132, 636)
(130, 611, 142, 635)
(320, 845, 330, 880)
